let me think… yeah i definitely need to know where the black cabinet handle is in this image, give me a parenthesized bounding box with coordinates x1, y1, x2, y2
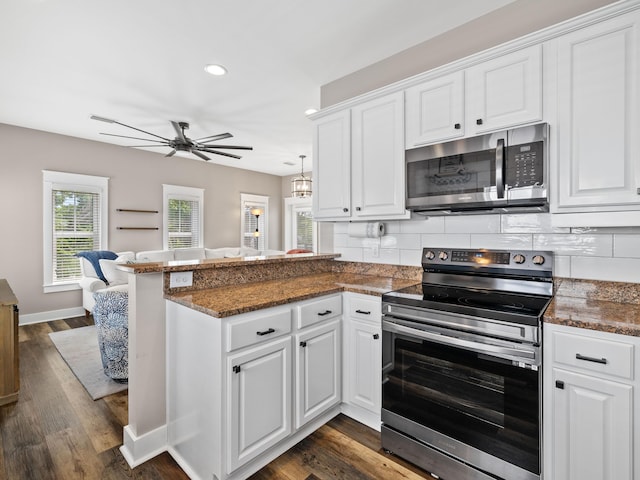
(318, 310, 332, 316)
(256, 328, 275, 336)
(576, 353, 608, 364)
(355, 309, 371, 315)
(300, 341, 307, 348)
(233, 365, 241, 374)
(476, 118, 483, 125)
(555, 380, 564, 389)
(454, 123, 461, 129)
(373, 334, 380, 340)
(343, 207, 349, 213)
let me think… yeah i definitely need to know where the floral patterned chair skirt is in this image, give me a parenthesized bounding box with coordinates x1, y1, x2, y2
(92, 290, 128, 382)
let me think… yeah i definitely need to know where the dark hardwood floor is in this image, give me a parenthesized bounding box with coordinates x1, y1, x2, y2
(0, 317, 431, 480)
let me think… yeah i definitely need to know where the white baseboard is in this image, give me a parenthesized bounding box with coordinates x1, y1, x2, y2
(120, 424, 168, 468)
(20, 306, 86, 325)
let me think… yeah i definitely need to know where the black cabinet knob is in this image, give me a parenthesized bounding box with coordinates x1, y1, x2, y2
(476, 118, 483, 125)
(454, 123, 461, 129)
(355, 207, 361, 211)
(555, 380, 564, 389)
(300, 341, 307, 348)
(373, 334, 380, 340)
(343, 207, 349, 213)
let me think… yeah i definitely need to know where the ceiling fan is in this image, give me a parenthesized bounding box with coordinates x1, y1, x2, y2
(90, 115, 253, 161)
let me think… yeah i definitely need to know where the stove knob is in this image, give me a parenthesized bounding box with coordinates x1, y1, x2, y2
(513, 254, 526, 264)
(438, 251, 449, 261)
(532, 255, 545, 265)
(424, 250, 436, 260)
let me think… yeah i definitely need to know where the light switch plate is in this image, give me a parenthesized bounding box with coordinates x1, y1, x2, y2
(170, 271, 193, 288)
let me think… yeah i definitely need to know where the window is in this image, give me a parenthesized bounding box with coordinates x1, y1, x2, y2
(241, 193, 269, 251)
(163, 185, 204, 250)
(284, 197, 317, 252)
(43, 171, 109, 293)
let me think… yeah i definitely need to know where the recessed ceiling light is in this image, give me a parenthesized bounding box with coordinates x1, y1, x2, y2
(204, 64, 227, 76)
(304, 108, 318, 116)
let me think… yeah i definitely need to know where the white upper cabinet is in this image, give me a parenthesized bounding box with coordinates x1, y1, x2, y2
(553, 10, 640, 213)
(312, 109, 351, 219)
(313, 91, 409, 221)
(465, 44, 543, 134)
(405, 45, 542, 149)
(405, 71, 465, 147)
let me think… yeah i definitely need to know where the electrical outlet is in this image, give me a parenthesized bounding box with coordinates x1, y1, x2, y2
(170, 271, 193, 288)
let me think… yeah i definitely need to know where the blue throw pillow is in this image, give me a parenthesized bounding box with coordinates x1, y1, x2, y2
(76, 250, 117, 283)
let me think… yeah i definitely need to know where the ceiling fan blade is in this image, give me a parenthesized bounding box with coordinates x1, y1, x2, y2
(200, 144, 253, 150)
(191, 150, 211, 161)
(125, 144, 174, 148)
(194, 132, 232, 142)
(165, 149, 177, 157)
(99, 132, 171, 144)
(91, 115, 171, 141)
(200, 148, 242, 160)
(171, 121, 187, 142)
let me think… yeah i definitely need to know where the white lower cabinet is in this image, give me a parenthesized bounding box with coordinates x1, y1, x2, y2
(544, 323, 638, 480)
(227, 337, 292, 472)
(295, 318, 341, 429)
(342, 293, 382, 430)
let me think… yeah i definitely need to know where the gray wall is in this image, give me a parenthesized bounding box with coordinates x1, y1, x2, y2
(321, 0, 616, 107)
(0, 123, 283, 315)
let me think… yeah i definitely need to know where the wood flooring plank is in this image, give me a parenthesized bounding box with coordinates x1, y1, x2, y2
(45, 427, 103, 479)
(103, 391, 128, 427)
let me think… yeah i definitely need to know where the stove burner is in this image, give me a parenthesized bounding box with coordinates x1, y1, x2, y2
(458, 295, 526, 311)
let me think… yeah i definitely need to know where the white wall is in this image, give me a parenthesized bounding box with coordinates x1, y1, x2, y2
(0, 123, 283, 315)
(333, 214, 640, 283)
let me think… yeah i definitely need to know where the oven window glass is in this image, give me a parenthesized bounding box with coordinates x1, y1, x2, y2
(407, 149, 496, 198)
(382, 331, 539, 475)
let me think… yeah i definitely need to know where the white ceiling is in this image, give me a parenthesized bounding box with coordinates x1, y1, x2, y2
(1, 0, 516, 176)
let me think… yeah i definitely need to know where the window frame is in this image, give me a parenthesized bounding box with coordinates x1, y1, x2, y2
(163, 184, 204, 250)
(240, 193, 269, 251)
(42, 170, 109, 293)
(284, 196, 317, 252)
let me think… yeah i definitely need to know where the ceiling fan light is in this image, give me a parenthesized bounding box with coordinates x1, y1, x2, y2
(204, 64, 227, 76)
(291, 154, 312, 198)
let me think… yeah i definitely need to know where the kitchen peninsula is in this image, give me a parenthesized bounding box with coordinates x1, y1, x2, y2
(117, 253, 420, 478)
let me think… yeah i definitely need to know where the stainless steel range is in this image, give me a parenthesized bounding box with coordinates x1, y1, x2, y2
(381, 248, 553, 480)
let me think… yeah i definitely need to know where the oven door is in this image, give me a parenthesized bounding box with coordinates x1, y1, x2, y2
(382, 317, 541, 480)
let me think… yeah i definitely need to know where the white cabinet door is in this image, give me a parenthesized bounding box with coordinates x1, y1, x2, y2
(227, 336, 292, 473)
(552, 367, 633, 480)
(345, 317, 381, 414)
(405, 71, 465, 147)
(555, 11, 640, 210)
(466, 44, 543, 134)
(294, 318, 341, 429)
(351, 91, 407, 218)
(312, 109, 351, 219)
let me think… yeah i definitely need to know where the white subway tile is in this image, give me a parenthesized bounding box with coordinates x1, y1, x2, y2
(553, 255, 571, 278)
(470, 234, 533, 250)
(445, 215, 501, 233)
(421, 234, 471, 249)
(501, 213, 570, 234)
(334, 233, 349, 248)
(614, 234, 640, 258)
(383, 221, 402, 234)
(333, 222, 348, 234)
(363, 248, 400, 264)
(335, 247, 363, 262)
(533, 234, 613, 257)
(571, 256, 640, 283)
(400, 249, 423, 266)
(400, 217, 445, 234)
(381, 233, 421, 249)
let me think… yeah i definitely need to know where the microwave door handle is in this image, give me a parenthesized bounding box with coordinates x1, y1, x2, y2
(496, 138, 505, 198)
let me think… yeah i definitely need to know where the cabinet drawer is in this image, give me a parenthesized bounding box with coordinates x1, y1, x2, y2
(226, 309, 291, 352)
(297, 295, 342, 329)
(348, 296, 381, 324)
(552, 331, 634, 380)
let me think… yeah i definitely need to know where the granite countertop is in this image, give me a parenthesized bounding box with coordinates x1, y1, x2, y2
(543, 278, 640, 337)
(166, 272, 419, 318)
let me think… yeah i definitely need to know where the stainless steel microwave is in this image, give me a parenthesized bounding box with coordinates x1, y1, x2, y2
(405, 122, 549, 214)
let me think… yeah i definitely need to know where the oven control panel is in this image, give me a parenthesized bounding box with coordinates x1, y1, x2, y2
(423, 248, 553, 273)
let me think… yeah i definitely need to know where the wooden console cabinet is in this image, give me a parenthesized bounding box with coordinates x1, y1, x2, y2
(0, 279, 19, 406)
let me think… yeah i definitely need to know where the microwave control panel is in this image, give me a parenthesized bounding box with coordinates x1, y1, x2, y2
(505, 141, 544, 188)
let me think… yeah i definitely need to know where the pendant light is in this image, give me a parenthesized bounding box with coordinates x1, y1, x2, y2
(291, 155, 312, 198)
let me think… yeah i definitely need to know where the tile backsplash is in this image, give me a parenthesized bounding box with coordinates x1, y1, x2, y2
(331, 213, 640, 283)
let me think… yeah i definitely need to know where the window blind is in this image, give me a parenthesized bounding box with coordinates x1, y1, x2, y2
(52, 189, 101, 282)
(167, 198, 200, 249)
(294, 209, 314, 250)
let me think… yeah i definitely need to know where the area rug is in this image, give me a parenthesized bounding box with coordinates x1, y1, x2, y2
(49, 325, 128, 400)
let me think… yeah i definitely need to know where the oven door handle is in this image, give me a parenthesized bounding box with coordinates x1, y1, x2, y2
(383, 319, 535, 360)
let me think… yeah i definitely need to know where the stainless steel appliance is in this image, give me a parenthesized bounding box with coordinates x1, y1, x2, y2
(405, 123, 549, 214)
(381, 248, 553, 480)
